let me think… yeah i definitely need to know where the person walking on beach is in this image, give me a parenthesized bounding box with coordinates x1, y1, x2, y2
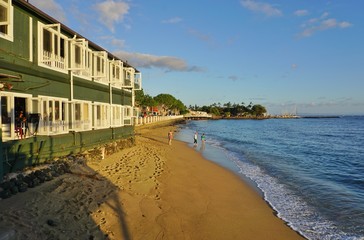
(194, 132, 198, 146)
(201, 133, 206, 143)
(168, 130, 173, 145)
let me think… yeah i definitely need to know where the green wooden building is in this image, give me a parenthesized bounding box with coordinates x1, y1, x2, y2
(0, 0, 142, 180)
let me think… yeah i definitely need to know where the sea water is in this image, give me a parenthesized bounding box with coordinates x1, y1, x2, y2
(175, 116, 364, 240)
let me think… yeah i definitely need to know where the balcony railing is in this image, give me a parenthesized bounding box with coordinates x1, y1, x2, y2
(42, 51, 66, 70)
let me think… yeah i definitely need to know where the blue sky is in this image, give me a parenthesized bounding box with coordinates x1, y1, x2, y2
(30, 0, 364, 115)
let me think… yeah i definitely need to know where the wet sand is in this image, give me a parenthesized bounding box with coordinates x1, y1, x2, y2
(0, 122, 305, 239)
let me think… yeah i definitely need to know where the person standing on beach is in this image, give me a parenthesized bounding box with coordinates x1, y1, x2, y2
(194, 132, 198, 146)
(168, 130, 173, 145)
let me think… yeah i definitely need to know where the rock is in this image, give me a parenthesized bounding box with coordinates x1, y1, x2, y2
(0, 189, 12, 199)
(10, 186, 18, 195)
(0, 181, 11, 190)
(23, 175, 33, 185)
(32, 178, 40, 187)
(17, 174, 24, 181)
(35, 170, 46, 183)
(18, 182, 28, 192)
(46, 219, 58, 227)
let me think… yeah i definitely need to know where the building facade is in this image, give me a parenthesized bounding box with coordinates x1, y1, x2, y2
(0, 0, 142, 179)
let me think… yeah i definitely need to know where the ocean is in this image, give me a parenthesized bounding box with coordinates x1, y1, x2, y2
(175, 116, 364, 240)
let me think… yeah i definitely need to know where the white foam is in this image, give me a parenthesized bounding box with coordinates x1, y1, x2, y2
(226, 151, 363, 240)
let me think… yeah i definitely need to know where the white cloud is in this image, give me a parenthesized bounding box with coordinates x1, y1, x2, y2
(240, 0, 282, 17)
(298, 12, 352, 38)
(111, 38, 126, 49)
(113, 51, 204, 72)
(94, 0, 130, 32)
(100, 36, 125, 49)
(30, 0, 67, 23)
(187, 28, 212, 43)
(162, 17, 183, 24)
(321, 12, 329, 19)
(294, 9, 308, 17)
(338, 21, 352, 28)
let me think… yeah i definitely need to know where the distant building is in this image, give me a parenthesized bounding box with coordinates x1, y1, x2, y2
(184, 110, 212, 119)
(0, 0, 142, 179)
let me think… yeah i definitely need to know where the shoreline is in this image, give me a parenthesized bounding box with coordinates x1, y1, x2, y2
(135, 123, 305, 239)
(0, 122, 305, 239)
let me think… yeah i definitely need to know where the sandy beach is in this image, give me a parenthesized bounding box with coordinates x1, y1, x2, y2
(0, 122, 305, 240)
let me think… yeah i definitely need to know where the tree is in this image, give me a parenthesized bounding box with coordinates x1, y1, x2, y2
(154, 94, 187, 115)
(143, 94, 157, 107)
(135, 89, 157, 107)
(209, 106, 220, 116)
(154, 94, 176, 109)
(174, 99, 188, 114)
(134, 89, 146, 107)
(251, 104, 267, 116)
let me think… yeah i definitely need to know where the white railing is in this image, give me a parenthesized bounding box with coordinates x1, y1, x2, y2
(134, 115, 184, 126)
(73, 62, 92, 78)
(42, 51, 66, 70)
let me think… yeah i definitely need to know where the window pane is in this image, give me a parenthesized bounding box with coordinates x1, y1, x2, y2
(60, 38, 65, 58)
(42, 101, 48, 122)
(0, 25, 7, 34)
(55, 101, 60, 120)
(75, 45, 81, 64)
(83, 103, 89, 121)
(1, 96, 10, 124)
(75, 103, 81, 121)
(43, 29, 52, 52)
(0, 5, 7, 22)
(49, 101, 53, 121)
(97, 57, 101, 72)
(62, 102, 66, 121)
(54, 36, 58, 55)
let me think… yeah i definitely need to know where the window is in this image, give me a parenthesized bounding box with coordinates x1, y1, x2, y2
(0, 0, 13, 41)
(111, 105, 123, 127)
(93, 102, 110, 129)
(69, 100, 92, 131)
(92, 51, 108, 84)
(70, 38, 92, 79)
(38, 23, 68, 71)
(110, 60, 123, 88)
(38, 96, 69, 135)
(134, 72, 142, 90)
(124, 106, 133, 125)
(123, 67, 134, 88)
(0, 92, 32, 140)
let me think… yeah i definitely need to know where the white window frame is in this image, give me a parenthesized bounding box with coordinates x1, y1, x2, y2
(123, 106, 133, 125)
(93, 102, 110, 129)
(37, 96, 69, 135)
(111, 104, 123, 127)
(110, 60, 123, 89)
(0, 0, 13, 41)
(134, 72, 142, 90)
(0, 92, 32, 140)
(37, 22, 68, 72)
(92, 51, 108, 85)
(123, 67, 134, 88)
(69, 100, 92, 131)
(69, 38, 92, 79)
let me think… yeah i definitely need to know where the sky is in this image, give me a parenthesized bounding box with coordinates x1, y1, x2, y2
(29, 0, 364, 115)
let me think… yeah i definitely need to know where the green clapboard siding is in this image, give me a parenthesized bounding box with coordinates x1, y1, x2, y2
(1, 126, 134, 177)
